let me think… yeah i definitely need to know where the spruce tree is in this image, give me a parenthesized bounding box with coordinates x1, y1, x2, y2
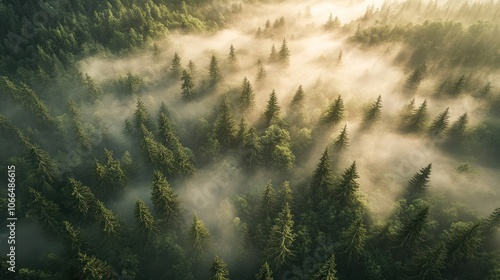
(189, 214, 211, 257)
(151, 171, 180, 223)
(269, 44, 278, 63)
(429, 108, 450, 137)
(256, 59, 267, 82)
(62, 221, 88, 256)
(134, 98, 153, 131)
(228, 44, 238, 69)
(261, 180, 276, 220)
(446, 113, 468, 144)
(407, 245, 447, 280)
(170, 52, 182, 78)
(291, 85, 305, 108)
(333, 125, 349, 152)
(334, 161, 360, 206)
(311, 149, 335, 204)
(134, 198, 157, 242)
(312, 254, 338, 280)
(256, 262, 273, 280)
(95, 148, 126, 195)
(363, 95, 382, 126)
(324, 14, 341, 29)
(266, 203, 296, 269)
(188, 60, 196, 76)
(279, 38, 290, 65)
(25, 141, 58, 184)
(322, 95, 344, 125)
(77, 253, 113, 280)
(404, 99, 429, 132)
(341, 218, 367, 265)
(396, 207, 429, 248)
(406, 164, 432, 200)
(214, 98, 236, 149)
(406, 63, 427, 91)
(181, 70, 195, 100)
(27, 188, 62, 233)
(277, 181, 293, 210)
(209, 256, 230, 280)
(94, 200, 121, 245)
(68, 99, 92, 151)
(445, 222, 482, 264)
(243, 126, 262, 169)
(263, 90, 281, 126)
(62, 178, 97, 217)
(240, 77, 255, 111)
(209, 54, 222, 86)
(235, 117, 247, 146)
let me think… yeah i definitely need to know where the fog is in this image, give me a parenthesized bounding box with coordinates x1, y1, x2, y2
(74, 0, 500, 274)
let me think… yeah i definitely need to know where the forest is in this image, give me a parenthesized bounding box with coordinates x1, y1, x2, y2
(0, 0, 499, 279)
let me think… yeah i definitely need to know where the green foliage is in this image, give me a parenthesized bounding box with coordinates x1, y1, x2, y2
(395, 206, 429, 248)
(62, 221, 88, 256)
(171, 52, 182, 78)
(406, 244, 447, 280)
(94, 200, 121, 245)
(95, 148, 127, 195)
(263, 90, 281, 127)
(214, 97, 236, 149)
(279, 38, 290, 65)
(209, 54, 222, 86)
(240, 77, 255, 111)
(405, 64, 427, 91)
(333, 161, 360, 206)
(134, 198, 158, 242)
(324, 14, 341, 30)
(405, 164, 432, 201)
(363, 95, 382, 127)
(181, 70, 195, 100)
(27, 188, 62, 233)
(77, 253, 113, 280)
(188, 214, 211, 258)
(322, 95, 344, 125)
(62, 178, 97, 217)
(429, 108, 450, 137)
(332, 125, 349, 152)
(256, 262, 273, 280)
(402, 99, 429, 132)
(313, 254, 338, 280)
(266, 202, 296, 269)
(243, 126, 261, 169)
(151, 171, 180, 224)
(210, 256, 230, 280)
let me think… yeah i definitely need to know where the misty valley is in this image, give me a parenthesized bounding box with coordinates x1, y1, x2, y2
(0, 0, 499, 279)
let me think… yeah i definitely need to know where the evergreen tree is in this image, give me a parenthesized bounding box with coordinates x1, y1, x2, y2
(324, 14, 341, 29)
(27, 188, 62, 233)
(401, 98, 416, 123)
(68, 99, 92, 151)
(263, 90, 281, 126)
(261, 180, 276, 220)
(209, 54, 222, 86)
(256, 262, 273, 280)
(188, 60, 197, 76)
(277, 181, 293, 210)
(25, 141, 58, 184)
(312, 254, 338, 280)
(333, 125, 349, 152)
(446, 113, 468, 144)
(62, 178, 97, 217)
(94, 200, 120, 245)
(406, 164, 432, 200)
(243, 126, 261, 169)
(269, 44, 278, 63)
(310, 149, 335, 204)
(140, 125, 176, 175)
(170, 52, 182, 78)
(124, 72, 143, 96)
(209, 256, 230, 280)
(151, 171, 180, 223)
(266, 203, 296, 269)
(333, 161, 360, 206)
(95, 148, 126, 195)
(407, 245, 447, 280)
(134, 198, 158, 241)
(291, 85, 305, 108)
(84, 73, 103, 100)
(450, 74, 466, 95)
(240, 77, 255, 111)
(256, 59, 267, 82)
(214, 98, 236, 149)
(363, 95, 382, 126)
(189, 214, 211, 257)
(181, 70, 195, 100)
(62, 221, 88, 256)
(279, 38, 290, 65)
(406, 63, 427, 91)
(445, 222, 482, 265)
(396, 207, 429, 248)
(235, 117, 247, 146)
(322, 95, 344, 125)
(134, 98, 153, 131)
(429, 108, 450, 137)
(77, 253, 113, 280)
(228, 44, 238, 69)
(404, 99, 429, 132)
(341, 218, 366, 265)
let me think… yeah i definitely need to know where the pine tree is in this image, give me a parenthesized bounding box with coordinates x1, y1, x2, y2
(277, 181, 293, 210)
(209, 256, 230, 280)
(450, 74, 466, 95)
(151, 171, 180, 223)
(170, 52, 182, 78)
(243, 126, 261, 169)
(334, 161, 360, 206)
(27, 188, 62, 233)
(181, 70, 195, 100)
(322, 95, 344, 125)
(189, 214, 211, 257)
(68, 100, 92, 151)
(406, 164, 432, 200)
(134, 198, 158, 241)
(95, 148, 126, 195)
(94, 200, 120, 245)
(209, 54, 222, 86)
(324, 14, 341, 29)
(84, 73, 103, 100)
(188, 60, 197, 76)
(341, 218, 367, 265)
(445, 222, 482, 265)
(311, 149, 335, 203)
(256, 59, 267, 82)
(263, 90, 281, 126)
(256, 262, 273, 280)
(240, 77, 255, 111)
(134, 98, 153, 131)
(25, 141, 58, 184)
(214, 98, 236, 149)
(404, 99, 429, 132)
(266, 203, 296, 269)
(62, 178, 97, 217)
(269, 44, 278, 63)
(140, 125, 176, 175)
(77, 253, 113, 280)
(333, 125, 349, 152)
(428, 108, 450, 137)
(291, 85, 305, 108)
(62, 221, 88, 256)
(363, 95, 382, 126)
(279, 38, 290, 65)
(312, 254, 338, 280)
(396, 207, 429, 248)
